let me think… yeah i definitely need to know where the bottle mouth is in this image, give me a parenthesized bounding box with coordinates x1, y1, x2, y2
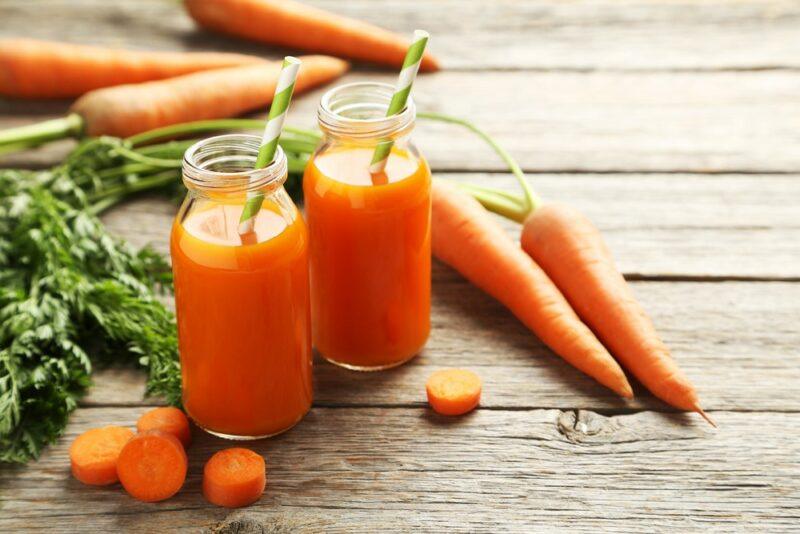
(318, 82, 415, 139)
(182, 134, 288, 193)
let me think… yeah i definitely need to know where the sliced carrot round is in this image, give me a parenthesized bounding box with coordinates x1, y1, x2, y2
(137, 407, 192, 448)
(203, 448, 266, 508)
(426, 369, 482, 416)
(117, 430, 187, 502)
(70, 425, 134, 486)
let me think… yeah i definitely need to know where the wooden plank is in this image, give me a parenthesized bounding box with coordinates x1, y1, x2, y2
(1, 407, 797, 532)
(98, 172, 800, 279)
(83, 277, 800, 412)
(5, 70, 800, 173)
(1, 0, 799, 72)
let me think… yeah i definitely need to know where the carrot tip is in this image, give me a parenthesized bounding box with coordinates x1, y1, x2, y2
(694, 405, 717, 428)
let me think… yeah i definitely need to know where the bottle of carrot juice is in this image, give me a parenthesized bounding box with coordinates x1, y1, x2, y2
(304, 82, 432, 370)
(171, 134, 312, 439)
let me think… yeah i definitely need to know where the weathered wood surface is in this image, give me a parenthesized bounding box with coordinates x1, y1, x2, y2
(1, 0, 799, 532)
(2, 408, 799, 533)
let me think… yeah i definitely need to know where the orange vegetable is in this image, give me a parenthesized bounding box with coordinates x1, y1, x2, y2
(521, 203, 714, 425)
(203, 448, 266, 508)
(184, 0, 440, 71)
(0, 38, 264, 99)
(72, 55, 348, 137)
(136, 407, 192, 448)
(426, 369, 482, 416)
(117, 430, 188, 502)
(431, 180, 633, 398)
(69, 426, 134, 486)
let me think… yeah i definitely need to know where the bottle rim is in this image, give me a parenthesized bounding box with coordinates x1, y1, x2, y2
(318, 82, 415, 140)
(182, 134, 288, 193)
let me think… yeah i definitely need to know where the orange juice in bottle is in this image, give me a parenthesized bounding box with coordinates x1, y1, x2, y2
(304, 82, 431, 370)
(171, 135, 312, 438)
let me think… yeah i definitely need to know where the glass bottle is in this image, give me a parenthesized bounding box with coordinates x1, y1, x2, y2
(172, 134, 312, 438)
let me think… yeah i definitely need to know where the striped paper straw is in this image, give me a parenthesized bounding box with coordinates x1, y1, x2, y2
(238, 56, 301, 236)
(369, 30, 429, 175)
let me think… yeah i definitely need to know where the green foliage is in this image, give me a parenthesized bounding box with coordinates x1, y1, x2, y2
(0, 167, 180, 463)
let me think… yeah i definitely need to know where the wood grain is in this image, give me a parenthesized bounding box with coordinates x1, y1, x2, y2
(1, 0, 799, 72)
(1, 407, 797, 533)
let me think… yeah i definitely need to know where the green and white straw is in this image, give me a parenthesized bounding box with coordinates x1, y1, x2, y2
(238, 56, 301, 236)
(369, 29, 429, 175)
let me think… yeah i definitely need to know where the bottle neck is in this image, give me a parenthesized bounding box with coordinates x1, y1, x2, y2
(317, 82, 416, 144)
(182, 134, 288, 201)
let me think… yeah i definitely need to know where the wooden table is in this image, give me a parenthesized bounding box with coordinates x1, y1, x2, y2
(2, 1, 799, 531)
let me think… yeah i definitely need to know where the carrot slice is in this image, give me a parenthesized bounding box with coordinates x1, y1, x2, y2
(69, 426, 134, 486)
(117, 430, 188, 502)
(137, 407, 192, 448)
(426, 369, 482, 416)
(203, 448, 266, 508)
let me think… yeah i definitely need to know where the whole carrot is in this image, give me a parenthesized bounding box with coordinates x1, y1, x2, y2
(432, 180, 633, 399)
(184, 0, 440, 72)
(0, 56, 348, 148)
(428, 113, 712, 424)
(0, 38, 265, 99)
(521, 204, 714, 423)
(73, 55, 347, 138)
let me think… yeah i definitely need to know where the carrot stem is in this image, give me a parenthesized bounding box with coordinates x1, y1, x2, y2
(0, 113, 83, 150)
(454, 182, 528, 223)
(136, 139, 198, 158)
(88, 169, 180, 203)
(418, 111, 541, 214)
(126, 119, 320, 147)
(110, 145, 183, 168)
(88, 194, 124, 216)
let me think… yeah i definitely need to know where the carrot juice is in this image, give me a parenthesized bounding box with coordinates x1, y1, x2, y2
(304, 82, 431, 370)
(172, 135, 312, 439)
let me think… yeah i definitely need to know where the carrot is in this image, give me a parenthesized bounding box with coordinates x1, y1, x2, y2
(203, 448, 266, 508)
(427, 113, 712, 424)
(0, 55, 347, 149)
(184, 0, 440, 72)
(69, 426, 134, 486)
(0, 38, 265, 99)
(520, 204, 714, 424)
(432, 180, 633, 398)
(72, 55, 348, 138)
(136, 407, 192, 448)
(117, 430, 188, 502)
(426, 369, 482, 416)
